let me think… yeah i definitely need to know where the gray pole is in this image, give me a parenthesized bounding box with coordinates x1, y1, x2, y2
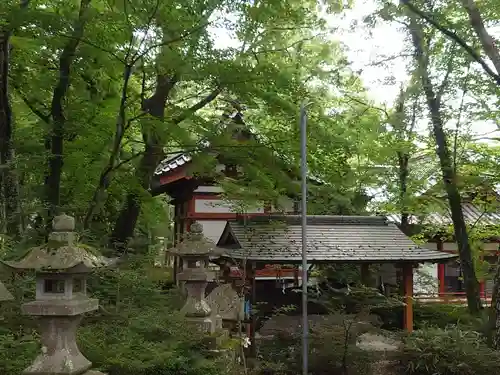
(300, 101, 308, 375)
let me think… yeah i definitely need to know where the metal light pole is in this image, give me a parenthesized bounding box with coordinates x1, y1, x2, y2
(299, 101, 308, 375)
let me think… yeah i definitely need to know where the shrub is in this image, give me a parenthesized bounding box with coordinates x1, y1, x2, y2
(400, 326, 500, 375)
(373, 303, 478, 330)
(256, 315, 380, 375)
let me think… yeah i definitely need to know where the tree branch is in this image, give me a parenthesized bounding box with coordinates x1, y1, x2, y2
(172, 88, 221, 124)
(436, 43, 456, 105)
(460, 0, 500, 75)
(11, 84, 50, 123)
(401, 0, 500, 85)
(131, 21, 211, 65)
(57, 34, 125, 63)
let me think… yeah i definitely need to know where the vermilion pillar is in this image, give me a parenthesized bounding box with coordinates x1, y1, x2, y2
(438, 264, 445, 296)
(402, 263, 414, 333)
(480, 281, 485, 298)
(437, 241, 446, 297)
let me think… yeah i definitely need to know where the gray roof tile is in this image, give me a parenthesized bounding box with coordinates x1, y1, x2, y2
(218, 215, 457, 263)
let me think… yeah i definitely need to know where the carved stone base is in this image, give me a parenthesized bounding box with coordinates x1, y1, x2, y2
(185, 316, 216, 334)
(202, 329, 229, 350)
(23, 316, 91, 375)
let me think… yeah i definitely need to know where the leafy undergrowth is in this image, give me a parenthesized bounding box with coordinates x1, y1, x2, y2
(373, 303, 482, 331)
(400, 326, 500, 375)
(254, 316, 381, 375)
(0, 257, 237, 375)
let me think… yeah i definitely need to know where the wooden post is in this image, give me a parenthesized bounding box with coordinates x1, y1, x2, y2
(480, 281, 485, 298)
(437, 241, 445, 297)
(294, 266, 299, 287)
(402, 263, 414, 333)
(250, 262, 257, 358)
(479, 251, 485, 299)
(438, 264, 445, 296)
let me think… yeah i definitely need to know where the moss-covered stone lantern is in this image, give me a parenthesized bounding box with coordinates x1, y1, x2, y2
(2, 214, 107, 375)
(169, 221, 224, 333)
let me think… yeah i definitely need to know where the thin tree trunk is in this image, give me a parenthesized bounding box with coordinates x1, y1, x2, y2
(0, 31, 19, 236)
(397, 152, 410, 232)
(0, 0, 31, 237)
(45, 0, 91, 221)
(394, 89, 411, 233)
(83, 64, 133, 228)
(393, 86, 417, 234)
(406, 9, 482, 313)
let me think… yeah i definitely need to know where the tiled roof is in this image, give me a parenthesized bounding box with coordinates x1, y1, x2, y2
(386, 202, 500, 227)
(217, 215, 456, 263)
(154, 153, 192, 175)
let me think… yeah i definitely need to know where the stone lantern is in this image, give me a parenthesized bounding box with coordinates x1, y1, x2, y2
(2, 214, 106, 375)
(169, 221, 224, 333)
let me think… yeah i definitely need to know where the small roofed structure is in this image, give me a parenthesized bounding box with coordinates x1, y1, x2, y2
(2, 214, 106, 375)
(168, 221, 225, 334)
(217, 215, 458, 332)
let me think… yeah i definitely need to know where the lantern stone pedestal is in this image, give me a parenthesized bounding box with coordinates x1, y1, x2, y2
(178, 266, 218, 333)
(2, 214, 107, 375)
(22, 299, 99, 374)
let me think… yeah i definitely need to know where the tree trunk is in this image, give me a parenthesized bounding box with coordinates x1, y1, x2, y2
(430, 101, 481, 313)
(397, 152, 410, 232)
(45, 0, 91, 221)
(110, 142, 164, 252)
(393, 86, 415, 235)
(109, 74, 178, 253)
(0, 31, 20, 237)
(487, 258, 500, 348)
(406, 8, 482, 313)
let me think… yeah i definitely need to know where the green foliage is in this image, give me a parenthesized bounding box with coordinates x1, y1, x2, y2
(400, 326, 500, 375)
(373, 303, 479, 331)
(255, 327, 377, 375)
(0, 332, 39, 374)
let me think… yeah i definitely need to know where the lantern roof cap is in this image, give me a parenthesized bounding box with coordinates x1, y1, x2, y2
(2, 214, 111, 272)
(0, 281, 13, 301)
(168, 221, 226, 257)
